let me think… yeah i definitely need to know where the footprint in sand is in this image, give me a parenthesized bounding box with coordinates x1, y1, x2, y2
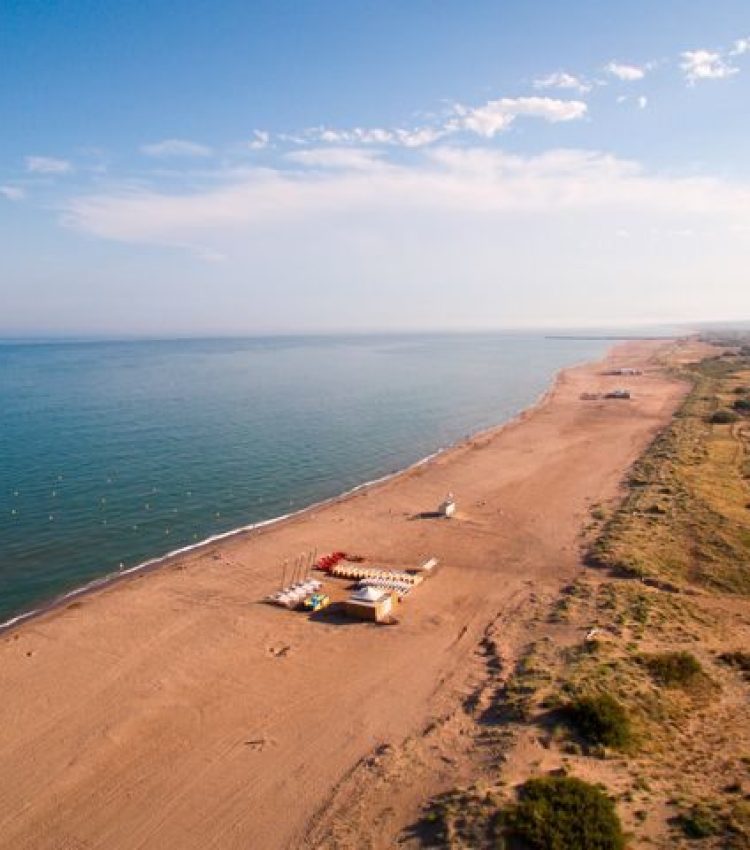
(267, 644, 292, 658)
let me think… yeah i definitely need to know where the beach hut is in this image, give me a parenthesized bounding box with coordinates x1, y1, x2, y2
(605, 389, 631, 399)
(344, 586, 395, 622)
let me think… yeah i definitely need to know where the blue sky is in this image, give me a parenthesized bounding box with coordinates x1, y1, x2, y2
(2, 1, 750, 335)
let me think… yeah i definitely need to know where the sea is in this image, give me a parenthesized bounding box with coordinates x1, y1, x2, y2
(0, 332, 614, 626)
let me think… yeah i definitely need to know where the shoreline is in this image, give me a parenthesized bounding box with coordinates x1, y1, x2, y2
(0, 338, 700, 850)
(0, 351, 577, 637)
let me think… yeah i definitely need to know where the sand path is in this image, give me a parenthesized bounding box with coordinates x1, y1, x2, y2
(0, 340, 698, 850)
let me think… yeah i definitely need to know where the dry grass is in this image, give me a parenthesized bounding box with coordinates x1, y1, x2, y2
(589, 351, 750, 594)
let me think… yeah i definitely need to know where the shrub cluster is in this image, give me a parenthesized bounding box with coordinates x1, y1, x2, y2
(563, 694, 632, 750)
(643, 651, 703, 687)
(506, 776, 625, 850)
(718, 651, 750, 679)
(673, 804, 721, 838)
(710, 408, 740, 424)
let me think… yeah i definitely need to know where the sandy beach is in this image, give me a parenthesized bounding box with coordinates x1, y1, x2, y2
(0, 339, 700, 850)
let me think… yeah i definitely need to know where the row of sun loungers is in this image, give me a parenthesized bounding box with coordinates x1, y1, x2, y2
(329, 564, 423, 584)
(356, 576, 417, 598)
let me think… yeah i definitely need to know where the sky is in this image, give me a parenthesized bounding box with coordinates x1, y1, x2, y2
(1, 0, 750, 336)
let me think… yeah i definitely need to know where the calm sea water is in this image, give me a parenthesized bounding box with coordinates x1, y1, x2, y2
(0, 333, 611, 624)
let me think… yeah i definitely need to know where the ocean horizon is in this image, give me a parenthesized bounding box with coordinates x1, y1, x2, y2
(0, 332, 618, 625)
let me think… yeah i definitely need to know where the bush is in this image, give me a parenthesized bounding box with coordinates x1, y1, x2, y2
(733, 398, 750, 413)
(710, 408, 740, 423)
(643, 651, 703, 687)
(673, 804, 721, 838)
(507, 776, 625, 850)
(718, 651, 750, 678)
(563, 694, 632, 750)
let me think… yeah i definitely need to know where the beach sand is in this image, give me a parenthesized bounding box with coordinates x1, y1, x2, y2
(0, 339, 705, 850)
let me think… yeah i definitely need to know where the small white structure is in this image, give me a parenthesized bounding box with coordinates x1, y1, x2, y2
(344, 585, 395, 622)
(438, 493, 456, 517)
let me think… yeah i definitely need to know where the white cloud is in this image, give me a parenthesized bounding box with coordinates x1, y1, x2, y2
(534, 71, 592, 93)
(680, 49, 739, 83)
(286, 147, 384, 170)
(313, 126, 395, 145)
(25, 155, 72, 174)
(62, 146, 750, 249)
(454, 96, 587, 138)
(730, 37, 750, 56)
(394, 126, 447, 147)
(605, 62, 646, 81)
(305, 125, 445, 147)
(0, 185, 26, 201)
(637, 96, 648, 109)
(248, 130, 270, 150)
(140, 138, 213, 158)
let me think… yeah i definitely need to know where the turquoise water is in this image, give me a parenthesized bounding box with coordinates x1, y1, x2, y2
(0, 333, 610, 625)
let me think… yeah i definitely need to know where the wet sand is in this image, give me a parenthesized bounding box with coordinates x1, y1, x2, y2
(0, 340, 699, 850)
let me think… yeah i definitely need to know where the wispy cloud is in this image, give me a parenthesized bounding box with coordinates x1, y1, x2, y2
(62, 146, 750, 253)
(286, 147, 385, 170)
(453, 96, 587, 138)
(304, 125, 446, 148)
(25, 155, 72, 174)
(248, 130, 270, 150)
(533, 71, 592, 94)
(680, 49, 739, 83)
(140, 138, 213, 158)
(0, 185, 26, 201)
(605, 61, 647, 81)
(730, 37, 750, 56)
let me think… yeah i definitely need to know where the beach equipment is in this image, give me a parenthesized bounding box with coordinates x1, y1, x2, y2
(329, 565, 423, 586)
(303, 593, 330, 612)
(356, 577, 415, 599)
(266, 579, 323, 609)
(315, 551, 349, 571)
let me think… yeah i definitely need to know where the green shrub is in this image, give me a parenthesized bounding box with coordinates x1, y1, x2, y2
(673, 804, 721, 838)
(506, 776, 625, 850)
(710, 408, 740, 423)
(643, 651, 703, 687)
(563, 694, 632, 750)
(733, 398, 750, 412)
(718, 651, 750, 678)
